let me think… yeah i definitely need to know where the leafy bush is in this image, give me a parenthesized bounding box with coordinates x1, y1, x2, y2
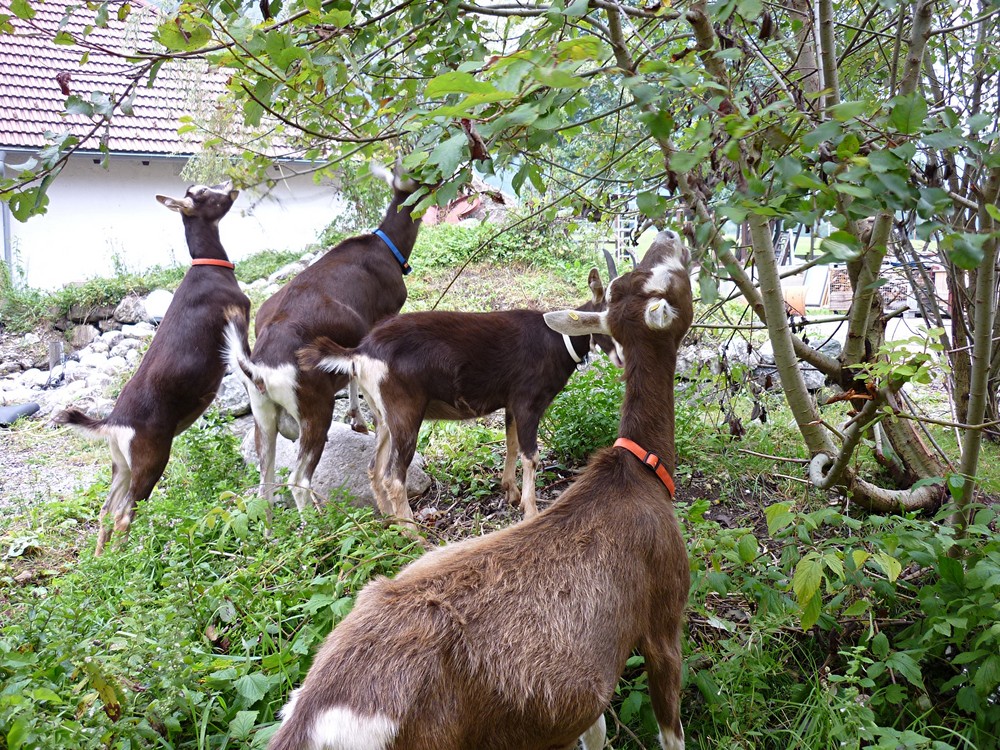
(418, 421, 505, 502)
(541, 358, 624, 463)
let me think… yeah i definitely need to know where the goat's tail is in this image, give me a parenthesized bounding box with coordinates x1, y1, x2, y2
(222, 318, 265, 394)
(297, 336, 354, 375)
(53, 407, 108, 439)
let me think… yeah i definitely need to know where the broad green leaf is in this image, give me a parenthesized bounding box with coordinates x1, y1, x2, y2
(764, 502, 794, 535)
(872, 552, 902, 582)
(562, 0, 590, 17)
(6, 716, 29, 750)
(532, 68, 589, 90)
(985, 203, 1000, 222)
(888, 94, 928, 135)
(636, 190, 666, 219)
(65, 95, 94, 117)
(555, 36, 604, 60)
(234, 673, 271, 703)
(619, 690, 643, 723)
(736, 534, 757, 564)
(921, 129, 964, 149)
(851, 550, 870, 569)
(230, 711, 259, 740)
(843, 599, 870, 617)
(669, 151, 700, 174)
(793, 553, 822, 605)
(829, 100, 867, 121)
(799, 591, 822, 630)
(10, 0, 34, 19)
(871, 631, 890, 659)
(699, 273, 719, 305)
(802, 120, 841, 148)
(426, 71, 497, 97)
(886, 652, 924, 688)
(428, 133, 468, 178)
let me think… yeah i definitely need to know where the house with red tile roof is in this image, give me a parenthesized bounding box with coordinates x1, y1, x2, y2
(0, 0, 341, 289)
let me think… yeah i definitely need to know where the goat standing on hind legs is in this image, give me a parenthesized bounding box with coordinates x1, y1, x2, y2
(225, 160, 422, 513)
(296, 266, 616, 522)
(267, 229, 694, 750)
(54, 183, 251, 556)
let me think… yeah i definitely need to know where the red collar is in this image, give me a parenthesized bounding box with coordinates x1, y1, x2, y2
(191, 258, 235, 269)
(614, 438, 675, 497)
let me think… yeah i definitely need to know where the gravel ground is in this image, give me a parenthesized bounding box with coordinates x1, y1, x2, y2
(0, 418, 105, 512)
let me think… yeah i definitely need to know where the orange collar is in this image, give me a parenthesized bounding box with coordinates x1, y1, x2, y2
(614, 438, 675, 497)
(191, 258, 235, 270)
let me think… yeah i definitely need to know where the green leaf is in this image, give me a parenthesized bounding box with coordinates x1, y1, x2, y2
(799, 591, 822, 631)
(6, 715, 29, 750)
(561, 0, 590, 17)
(426, 71, 498, 97)
(886, 652, 924, 688)
(829, 100, 867, 122)
(888, 94, 928, 135)
(555, 36, 603, 61)
(871, 632, 890, 659)
(764, 502, 794, 535)
(698, 273, 719, 305)
(234, 673, 270, 703)
(619, 690, 643, 723)
(669, 151, 700, 174)
(793, 553, 822, 605)
(10, 0, 34, 19)
(737, 533, 758, 564)
(428, 133, 467, 178)
(65, 95, 94, 117)
(985, 204, 1000, 222)
(843, 599, 870, 617)
(636, 190, 666, 219)
(872, 552, 902, 582)
(230, 710, 259, 740)
(802, 120, 841, 148)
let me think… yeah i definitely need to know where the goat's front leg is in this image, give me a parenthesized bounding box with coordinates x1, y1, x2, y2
(513, 412, 543, 518)
(369, 423, 393, 515)
(500, 411, 521, 508)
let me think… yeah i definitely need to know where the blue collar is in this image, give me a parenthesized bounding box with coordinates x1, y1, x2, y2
(375, 228, 411, 276)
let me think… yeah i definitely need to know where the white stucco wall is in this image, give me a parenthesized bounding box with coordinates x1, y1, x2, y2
(5, 154, 343, 290)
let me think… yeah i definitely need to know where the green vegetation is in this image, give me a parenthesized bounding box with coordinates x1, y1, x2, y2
(3, 251, 1000, 750)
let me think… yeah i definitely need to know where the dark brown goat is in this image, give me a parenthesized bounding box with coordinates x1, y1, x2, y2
(55, 183, 251, 556)
(225, 162, 422, 511)
(296, 268, 613, 521)
(268, 230, 693, 750)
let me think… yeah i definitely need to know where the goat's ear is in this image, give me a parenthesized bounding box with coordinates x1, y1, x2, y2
(587, 267, 604, 304)
(544, 309, 609, 336)
(644, 298, 678, 330)
(370, 161, 395, 188)
(229, 190, 240, 202)
(156, 195, 194, 213)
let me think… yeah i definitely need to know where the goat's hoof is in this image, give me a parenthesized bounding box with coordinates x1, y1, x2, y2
(351, 422, 369, 435)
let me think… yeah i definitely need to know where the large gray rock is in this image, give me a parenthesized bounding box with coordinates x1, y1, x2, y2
(214, 372, 251, 417)
(69, 324, 100, 349)
(239, 422, 431, 509)
(114, 296, 150, 324)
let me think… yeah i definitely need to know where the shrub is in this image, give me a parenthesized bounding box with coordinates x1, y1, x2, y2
(541, 358, 624, 463)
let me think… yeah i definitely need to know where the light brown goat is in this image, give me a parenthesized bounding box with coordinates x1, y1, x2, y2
(55, 183, 251, 556)
(267, 229, 693, 750)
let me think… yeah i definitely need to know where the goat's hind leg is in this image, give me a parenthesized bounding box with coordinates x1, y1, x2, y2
(95, 437, 132, 556)
(344, 378, 369, 434)
(642, 625, 686, 750)
(110, 432, 171, 554)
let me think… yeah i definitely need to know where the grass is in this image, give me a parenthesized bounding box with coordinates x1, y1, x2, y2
(4, 222, 1000, 749)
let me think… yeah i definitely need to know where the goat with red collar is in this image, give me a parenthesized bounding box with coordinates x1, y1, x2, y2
(268, 229, 694, 750)
(55, 183, 251, 556)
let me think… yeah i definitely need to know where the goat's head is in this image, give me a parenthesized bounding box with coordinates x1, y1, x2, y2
(156, 182, 239, 223)
(545, 230, 692, 364)
(370, 157, 419, 196)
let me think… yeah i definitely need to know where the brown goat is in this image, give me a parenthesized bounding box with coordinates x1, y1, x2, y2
(296, 268, 614, 521)
(225, 161, 422, 511)
(55, 183, 251, 556)
(267, 229, 693, 750)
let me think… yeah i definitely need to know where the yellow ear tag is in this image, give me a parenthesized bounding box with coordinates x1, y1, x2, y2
(569, 312, 580, 320)
(650, 302, 661, 311)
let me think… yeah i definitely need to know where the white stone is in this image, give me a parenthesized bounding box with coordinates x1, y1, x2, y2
(267, 261, 305, 284)
(121, 322, 156, 338)
(22, 333, 41, 345)
(88, 341, 110, 354)
(20, 368, 48, 388)
(104, 356, 128, 373)
(124, 350, 141, 366)
(101, 330, 125, 347)
(144, 290, 174, 323)
(239, 422, 431, 509)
